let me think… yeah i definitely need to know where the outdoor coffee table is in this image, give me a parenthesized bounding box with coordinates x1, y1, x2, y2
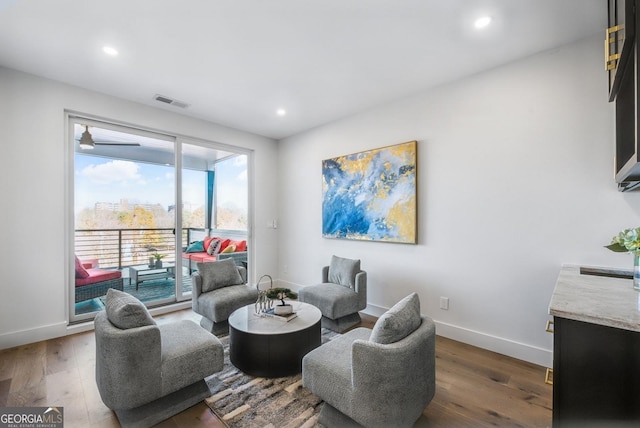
(128, 263, 176, 290)
(228, 301, 322, 377)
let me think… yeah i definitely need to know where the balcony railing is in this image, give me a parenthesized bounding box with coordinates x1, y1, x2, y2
(75, 228, 202, 269)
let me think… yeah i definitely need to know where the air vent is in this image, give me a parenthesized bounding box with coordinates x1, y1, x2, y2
(153, 94, 190, 109)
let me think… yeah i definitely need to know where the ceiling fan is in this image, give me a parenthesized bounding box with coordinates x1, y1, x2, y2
(77, 125, 141, 149)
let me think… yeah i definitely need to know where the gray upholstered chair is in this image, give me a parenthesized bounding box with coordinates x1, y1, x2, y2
(298, 255, 367, 332)
(192, 257, 259, 334)
(95, 289, 224, 427)
(302, 292, 436, 428)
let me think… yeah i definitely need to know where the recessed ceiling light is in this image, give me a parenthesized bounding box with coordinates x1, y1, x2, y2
(276, 108, 286, 117)
(102, 46, 119, 56)
(474, 16, 492, 29)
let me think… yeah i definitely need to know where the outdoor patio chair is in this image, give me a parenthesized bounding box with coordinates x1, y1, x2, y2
(74, 255, 123, 302)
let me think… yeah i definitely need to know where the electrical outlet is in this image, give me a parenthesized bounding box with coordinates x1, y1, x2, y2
(440, 296, 449, 310)
(283, 264, 288, 273)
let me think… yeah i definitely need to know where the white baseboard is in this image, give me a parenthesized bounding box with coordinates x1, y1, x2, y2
(283, 281, 552, 367)
(365, 303, 552, 367)
(434, 320, 552, 368)
(0, 321, 68, 350)
(0, 301, 193, 351)
(65, 301, 193, 335)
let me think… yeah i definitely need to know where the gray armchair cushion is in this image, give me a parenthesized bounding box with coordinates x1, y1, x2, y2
(299, 283, 361, 320)
(197, 258, 244, 292)
(105, 288, 156, 330)
(328, 255, 360, 288)
(370, 292, 421, 344)
(197, 284, 259, 323)
(158, 320, 224, 395)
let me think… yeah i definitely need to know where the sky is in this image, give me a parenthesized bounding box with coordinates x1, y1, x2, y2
(74, 154, 248, 214)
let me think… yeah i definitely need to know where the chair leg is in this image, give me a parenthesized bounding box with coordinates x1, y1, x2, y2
(320, 313, 361, 333)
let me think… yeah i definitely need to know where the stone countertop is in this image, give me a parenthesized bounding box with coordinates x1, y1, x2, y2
(549, 264, 640, 332)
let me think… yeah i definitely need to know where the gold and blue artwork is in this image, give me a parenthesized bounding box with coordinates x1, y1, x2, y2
(322, 141, 417, 243)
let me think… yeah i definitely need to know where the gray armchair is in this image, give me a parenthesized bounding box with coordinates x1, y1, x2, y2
(302, 293, 436, 428)
(95, 289, 224, 427)
(192, 257, 259, 334)
(299, 255, 367, 332)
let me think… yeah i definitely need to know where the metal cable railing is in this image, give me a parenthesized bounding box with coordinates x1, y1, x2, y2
(74, 228, 197, 269)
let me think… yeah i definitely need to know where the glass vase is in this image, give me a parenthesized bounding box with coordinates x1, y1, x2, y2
(634, 254, 640, 291)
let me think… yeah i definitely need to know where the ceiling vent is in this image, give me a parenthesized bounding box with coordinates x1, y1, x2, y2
(153, 94, 189, 109)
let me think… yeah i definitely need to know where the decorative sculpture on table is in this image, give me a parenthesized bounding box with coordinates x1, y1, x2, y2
(255, 275, 274, 314)
(254, 274, 299, 314)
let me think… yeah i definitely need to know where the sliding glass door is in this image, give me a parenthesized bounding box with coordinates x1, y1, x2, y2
(69, 116, 250, 323)
(179, 140, 250, 294)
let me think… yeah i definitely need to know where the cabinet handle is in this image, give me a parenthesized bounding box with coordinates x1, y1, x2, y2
(605, 24, 624, 70)
(545, 368, 553, 385)
(545, 320, 554, 333)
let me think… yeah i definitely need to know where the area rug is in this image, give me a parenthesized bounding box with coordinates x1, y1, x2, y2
(205, 329, 339, 428)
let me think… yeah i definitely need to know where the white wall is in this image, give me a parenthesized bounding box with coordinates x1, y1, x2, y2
(277, 34, 640, 367)
(0, 66, 279, 349)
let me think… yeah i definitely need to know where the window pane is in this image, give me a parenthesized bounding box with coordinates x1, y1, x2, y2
(215, 155, 248, 230)
(73, 123, 176, 317)
(181, 168, 206, 229)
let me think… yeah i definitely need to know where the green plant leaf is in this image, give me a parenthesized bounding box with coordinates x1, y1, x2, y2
(265, 287, 298, 300)
(605, 243, 629, 253)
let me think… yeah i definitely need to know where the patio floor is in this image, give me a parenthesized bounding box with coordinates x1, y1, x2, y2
(74, 270, 193, 315)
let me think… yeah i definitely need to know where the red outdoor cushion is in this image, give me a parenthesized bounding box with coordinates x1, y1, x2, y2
(181, 237, 246, 266)
(218, 239, 232, 253)
(182, 252, 217, 263)
(75, 268, 122, 287)
(228, 240, 247, 252)
(75, 255, 90, 279)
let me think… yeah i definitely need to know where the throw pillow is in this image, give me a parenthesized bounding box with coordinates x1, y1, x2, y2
(370, 292, 421, 345)
(203, 236, 218, 253)
(328, 255, 360, 288)
(220, 244, 236, 254)
(206, 238, 222, 255)
(105, 288, 156, 330)
(185, 240, 205, 253)
(197, 258, 244, 292)
(218, 238, 232, 253)
(228, 239, 247, 252)
(74, 256, 90, 279)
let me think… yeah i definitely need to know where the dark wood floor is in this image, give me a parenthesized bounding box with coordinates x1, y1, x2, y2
(0, 310, 551, 427)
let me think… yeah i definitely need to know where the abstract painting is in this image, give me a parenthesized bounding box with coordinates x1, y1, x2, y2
(322, 141, 417, 243)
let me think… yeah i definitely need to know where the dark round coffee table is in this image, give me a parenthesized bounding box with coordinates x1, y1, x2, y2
(228, 301, 322, 377)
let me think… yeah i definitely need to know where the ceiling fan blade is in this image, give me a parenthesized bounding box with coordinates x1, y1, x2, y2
(94, 142, 141, 146)
(76, 125, 143, 148)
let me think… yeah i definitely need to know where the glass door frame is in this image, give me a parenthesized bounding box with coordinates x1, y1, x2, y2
(66, 113, 253, 324)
